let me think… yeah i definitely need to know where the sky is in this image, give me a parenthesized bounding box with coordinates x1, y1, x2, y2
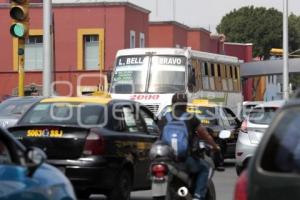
(128, 0, 300, 33)
(56, 0, 300, 33)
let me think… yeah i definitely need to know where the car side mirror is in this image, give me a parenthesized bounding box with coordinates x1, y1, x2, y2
(26, 147, 47, 176)
(219, 130, 231, 139)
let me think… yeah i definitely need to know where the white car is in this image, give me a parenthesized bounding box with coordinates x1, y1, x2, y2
(235, 100, 285, 175)
(239, 101, 263, 120)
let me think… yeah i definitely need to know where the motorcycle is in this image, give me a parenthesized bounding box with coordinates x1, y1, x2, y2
(149, 130, 231, 200)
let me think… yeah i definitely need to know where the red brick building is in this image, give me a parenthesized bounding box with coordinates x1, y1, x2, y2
(0, 2, 149, 97)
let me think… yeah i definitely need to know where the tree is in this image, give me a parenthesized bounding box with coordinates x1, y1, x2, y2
(217, 6, 300, 59)
(289, 13, 300, 56)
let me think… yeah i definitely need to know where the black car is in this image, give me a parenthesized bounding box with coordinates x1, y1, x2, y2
(8, 96, 160, 200)
(235, 99, 300, 200)
(187, 104, 241, 159)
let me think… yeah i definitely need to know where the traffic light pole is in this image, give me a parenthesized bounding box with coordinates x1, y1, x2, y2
(18, 38, 25, 96)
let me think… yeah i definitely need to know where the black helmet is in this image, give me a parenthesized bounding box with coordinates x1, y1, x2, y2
(172, 92, 187, 111)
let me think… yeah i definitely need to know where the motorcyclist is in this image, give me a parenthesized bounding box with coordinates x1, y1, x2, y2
(159, 92, 220, 200)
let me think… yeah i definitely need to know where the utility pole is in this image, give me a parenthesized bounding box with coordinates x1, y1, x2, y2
(283, 0, 289, 100)
(43, 0, 53, 97)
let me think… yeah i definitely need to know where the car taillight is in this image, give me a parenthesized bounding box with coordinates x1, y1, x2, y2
(234, 171, 248, 200)
(83, 130, 105, 156)
(240, 120, 248, 133)
(151, 164, 168, 178)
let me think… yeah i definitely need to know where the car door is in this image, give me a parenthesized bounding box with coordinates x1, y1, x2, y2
(138, 107, 160, 186)
(119, 104, 155, 189)
(219, 107, 240, 158)
(248, 105, 300, 200)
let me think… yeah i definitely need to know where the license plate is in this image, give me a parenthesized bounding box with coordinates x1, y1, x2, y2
(26, 129, 64, 138)
(152, 182, 168, 197)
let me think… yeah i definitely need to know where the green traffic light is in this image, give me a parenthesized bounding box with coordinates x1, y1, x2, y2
(10, 23, 25, 38)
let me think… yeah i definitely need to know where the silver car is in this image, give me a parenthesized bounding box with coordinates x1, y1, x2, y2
(0, 96, 43, 128)
(235, 100, 285, 175)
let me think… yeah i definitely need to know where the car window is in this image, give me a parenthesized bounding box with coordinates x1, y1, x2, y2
(123, 106, 145, 133)
(223, 108, 238, 126)
(189, 106, 218, 126)
(140, 109, 159, 134)
(249, 106, 278, 125)
(0, 140, 12, 164)
(0, 100, 34, 116)
(261, 108, 300, 173)
(20, 102, 105, 126)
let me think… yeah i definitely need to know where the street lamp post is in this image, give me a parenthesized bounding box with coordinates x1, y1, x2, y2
(283, 0, 289, 100)
(43, 0, 53, 97)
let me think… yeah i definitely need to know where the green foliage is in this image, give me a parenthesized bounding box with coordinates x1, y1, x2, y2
(217, 6, 300, 59)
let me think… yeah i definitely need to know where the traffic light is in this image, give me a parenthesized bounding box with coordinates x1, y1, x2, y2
(10, 0, 29, 38)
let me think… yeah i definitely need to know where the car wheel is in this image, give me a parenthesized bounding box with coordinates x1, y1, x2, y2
(75, 189, 90, 199)
(107, 169, 132, 200)
(205, 180, 216, 200)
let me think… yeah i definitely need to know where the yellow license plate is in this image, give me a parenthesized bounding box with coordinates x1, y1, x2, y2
(26, 129, 64, 138)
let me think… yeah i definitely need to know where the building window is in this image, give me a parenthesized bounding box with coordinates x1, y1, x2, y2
(84, 35, 99, 70)
(25, 35, 43, 71)
(139, 32, 145, 48)
(130, 30, 136, 48)
(77, 28, 104, 70)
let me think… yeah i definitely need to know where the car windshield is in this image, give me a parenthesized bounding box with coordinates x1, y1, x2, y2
(148, 56, 186, 93)
(111, 55, 149, 93)
(0, 100, 34, 116)
(242, 104, 258, 118)
(249, 106, 278, 125)
(19, 102, 106, 126)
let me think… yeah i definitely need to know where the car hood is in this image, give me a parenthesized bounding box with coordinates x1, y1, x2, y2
(0, 164, 75, 199)
(33, 163, 75, 197)
(0, 115, 19, 128)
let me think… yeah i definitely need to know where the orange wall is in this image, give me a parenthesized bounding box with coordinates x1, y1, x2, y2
(149, 25, 174, 47)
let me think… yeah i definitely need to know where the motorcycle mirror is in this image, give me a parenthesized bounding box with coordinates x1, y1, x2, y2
(219, 130, 231, 139)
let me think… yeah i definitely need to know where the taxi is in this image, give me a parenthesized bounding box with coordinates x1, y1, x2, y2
(8, 96, 160, 200)
(188, 99, 241, 159)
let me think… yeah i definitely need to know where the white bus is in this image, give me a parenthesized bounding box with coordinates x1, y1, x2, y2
(110, 48, 243, 116)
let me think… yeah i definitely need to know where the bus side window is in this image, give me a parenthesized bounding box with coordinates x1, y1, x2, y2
(227, 65, 234, 91)
(233, 66, 239, 92)
(221, 64, 228, 91)
(202, 62, 210, 90)
(191, 59, 202, 92)
(209, 63, 215, 90)
(215, 64, 222, 91)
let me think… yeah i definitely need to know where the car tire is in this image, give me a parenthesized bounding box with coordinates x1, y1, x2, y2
(107, 169, 132, 200)
(205, 180, 216, 200)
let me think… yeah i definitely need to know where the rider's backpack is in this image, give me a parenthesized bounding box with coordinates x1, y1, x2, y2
(161, 112, 190, 159)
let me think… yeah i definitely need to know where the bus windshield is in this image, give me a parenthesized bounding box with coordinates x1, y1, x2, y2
(111, 55, 186, 94)
(148, 56, 186, 93)
(112, 56, 149, 93)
